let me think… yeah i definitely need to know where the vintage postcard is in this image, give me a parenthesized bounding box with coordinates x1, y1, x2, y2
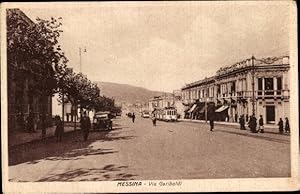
(1, 1, 299, 193)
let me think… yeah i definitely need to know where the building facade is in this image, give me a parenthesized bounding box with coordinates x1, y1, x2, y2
(7, 9, 53, 132)
(181, 56, 290, 124)
(149, 94, 175, 113)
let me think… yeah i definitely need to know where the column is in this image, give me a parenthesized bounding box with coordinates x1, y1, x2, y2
(262, 78, 265, 96)
(274, 77, 277, 96)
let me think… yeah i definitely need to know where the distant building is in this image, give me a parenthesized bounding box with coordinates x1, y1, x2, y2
(182, 56, 290, 124)
(149, 94, 174, 113)
(173, 90, 185, 119)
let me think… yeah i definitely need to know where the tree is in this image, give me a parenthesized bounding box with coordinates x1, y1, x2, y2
(56, 70, 101, 130)
(7, 9, 68, 131)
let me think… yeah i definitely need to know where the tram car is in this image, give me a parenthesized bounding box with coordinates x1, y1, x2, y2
(153, 107, 177, 122)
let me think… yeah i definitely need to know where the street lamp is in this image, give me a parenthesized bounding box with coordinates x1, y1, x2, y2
(205, 96, 209, 123)
(79, 47, 87, 73)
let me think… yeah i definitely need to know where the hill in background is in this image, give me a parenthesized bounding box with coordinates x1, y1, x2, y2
(94, 81, 171, 104)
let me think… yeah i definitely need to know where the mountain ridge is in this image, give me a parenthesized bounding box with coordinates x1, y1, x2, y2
(94, 81, 171, 104)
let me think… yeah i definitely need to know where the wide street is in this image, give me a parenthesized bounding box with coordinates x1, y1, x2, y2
(9, 115, 290, 182)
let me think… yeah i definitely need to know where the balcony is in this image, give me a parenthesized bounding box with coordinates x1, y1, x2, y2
(257, 90, 290, 99)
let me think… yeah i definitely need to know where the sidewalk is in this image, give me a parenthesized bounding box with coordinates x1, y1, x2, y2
(178, 118, 279, 131)
(8, 122, 80, 147)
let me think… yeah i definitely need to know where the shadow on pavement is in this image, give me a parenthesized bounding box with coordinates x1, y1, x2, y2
(215, 129, 290, 144)
(9, 127, 136, 166)
(37, 164, 138, 181)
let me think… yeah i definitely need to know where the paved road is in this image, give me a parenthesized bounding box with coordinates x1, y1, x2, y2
(9, 115, 290, 181)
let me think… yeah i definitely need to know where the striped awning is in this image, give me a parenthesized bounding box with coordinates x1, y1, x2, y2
(187, 104, 197, 113)
(215, 105, 229, 113)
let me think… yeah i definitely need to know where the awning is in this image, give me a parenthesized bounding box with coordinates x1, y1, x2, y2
(215, 105, 229, 113)
(187, 104, 197, 113)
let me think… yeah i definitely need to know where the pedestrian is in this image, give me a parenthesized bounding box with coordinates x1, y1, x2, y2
(132, 113, 135, 123)
(209, 113, 215, 131)
(278, 118, 284, 134)
(239, 114, 246, 130)
(285, 117, 290, 133)
(246, 114, 249, 122)
(80, 111, 91, 141)
(235, 114, 238, 123)
(152, 114, 157, 126)
(248, 114, 257, 133)
(54, 115, 64, 142)
(258, 115, 264, 133)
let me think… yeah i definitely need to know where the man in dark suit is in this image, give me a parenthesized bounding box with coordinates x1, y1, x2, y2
(80, 111, 91, 141)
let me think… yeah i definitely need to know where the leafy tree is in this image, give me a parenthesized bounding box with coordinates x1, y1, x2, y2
(7, 9, 68, 130)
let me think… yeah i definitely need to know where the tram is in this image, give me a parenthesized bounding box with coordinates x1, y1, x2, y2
(153, 107, 177, 122)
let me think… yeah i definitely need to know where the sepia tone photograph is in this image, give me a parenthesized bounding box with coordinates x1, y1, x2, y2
(1, 1, 299, 192)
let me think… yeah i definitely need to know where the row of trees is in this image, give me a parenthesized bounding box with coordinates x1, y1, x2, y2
(7, 9, 120, 130)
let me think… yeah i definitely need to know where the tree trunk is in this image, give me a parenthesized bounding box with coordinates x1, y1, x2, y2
(74, 103, 77, 131)
(40, 95, 47, 139)
(62, 91, 65, 132)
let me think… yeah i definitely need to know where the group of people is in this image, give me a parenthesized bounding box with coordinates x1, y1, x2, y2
(208, 113, 291, 134)
(238, 114, 290, 134)
(53, 111, 92, 142)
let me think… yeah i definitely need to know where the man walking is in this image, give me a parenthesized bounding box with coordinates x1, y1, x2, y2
(239, 114, 246, 130)
(248, 114, 257, 133)
(55, 115, 64, 142)
(258, 115, 264, 133)
(278, 118, 284, 134)
(285, 117, 290, 133)
(80, 111, 91, 141)
(152, 113, 156, 126)
(132, 113, 135, 123)
(209, 113, 215, 131)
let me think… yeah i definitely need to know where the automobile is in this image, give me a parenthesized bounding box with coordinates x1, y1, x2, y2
(92, 111, 113, 130)
(141, 111, 150, 118)
(116, 112, 122, 116)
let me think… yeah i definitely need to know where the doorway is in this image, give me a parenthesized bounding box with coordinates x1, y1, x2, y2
(266, 106, 275, 124)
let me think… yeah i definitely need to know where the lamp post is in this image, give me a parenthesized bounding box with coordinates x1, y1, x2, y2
(205, 96, 208, 123)
(251, 56, 256, 116)
(79, 47, 87, 73)
(79, 47, 86, 120)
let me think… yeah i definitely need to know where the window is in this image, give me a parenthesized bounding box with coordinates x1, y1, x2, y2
(265, 78, 274, 95)
(277, 77, 282, 95)
(231, 82, 236, 95)
(258, 78, 262, 95)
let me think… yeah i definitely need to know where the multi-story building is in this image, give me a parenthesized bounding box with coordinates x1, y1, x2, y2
(7, 9, 53, 132)
(173, 90, 185, 118)
(149, 94, 175, 113)
(181, 56, 290, 124)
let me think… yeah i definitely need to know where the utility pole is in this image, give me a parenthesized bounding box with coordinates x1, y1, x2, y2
(79, 47, 82, 72)
(79, 47, 86, 120)
(251, 56, 256, 116)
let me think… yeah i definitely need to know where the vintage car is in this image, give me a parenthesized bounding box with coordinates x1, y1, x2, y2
(141, 111, 150, 118)
(92, 111, 113, 130)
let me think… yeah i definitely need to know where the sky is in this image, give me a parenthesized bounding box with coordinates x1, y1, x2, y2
(21, 1, 292, 92)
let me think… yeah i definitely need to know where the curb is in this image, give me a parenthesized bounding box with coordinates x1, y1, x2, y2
(8, 126, 80, 148)
(178, 119, 277, 129)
